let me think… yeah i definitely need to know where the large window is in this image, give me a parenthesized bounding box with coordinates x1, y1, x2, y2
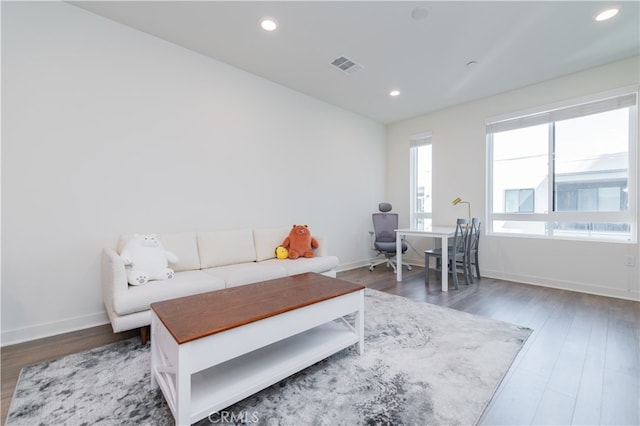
(410, 133, 432, 229)
(487, 89, 637, 242)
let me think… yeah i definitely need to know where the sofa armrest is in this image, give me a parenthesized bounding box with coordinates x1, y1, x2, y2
(102, 247, 128, 311)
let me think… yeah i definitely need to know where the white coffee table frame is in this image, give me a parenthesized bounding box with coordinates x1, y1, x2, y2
(151, 289, 364, 425)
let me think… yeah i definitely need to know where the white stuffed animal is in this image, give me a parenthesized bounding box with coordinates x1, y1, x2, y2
(120, 234, 179, 286)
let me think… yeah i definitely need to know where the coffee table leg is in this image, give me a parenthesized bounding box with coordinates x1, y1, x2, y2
(150, 314, 160, 389)
(356, 291, 365, 355)
(176, 353, 191, 426)
(150, 342, 157, 389)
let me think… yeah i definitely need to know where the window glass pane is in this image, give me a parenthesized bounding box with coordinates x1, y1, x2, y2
(504, 188, 534, 213)
(553, 222, 631, 241)
(492, 220, 547, 235)
(598, 187, 621, 211)
(410, 138, 432, 229)
(520, 189, 534, 212)
(488, 93, 635, 242)
(554, 109, 629, 212)
(556, 184, 578, 211)
(492, 124, 548, 213)
(415, 217, 433, 228)
(504, 190, 519, 213)
(415, 144, 432, 214)
(578, 187, 597, 211)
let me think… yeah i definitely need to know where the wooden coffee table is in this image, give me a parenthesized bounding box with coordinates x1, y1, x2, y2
(150, 272, 365, 425)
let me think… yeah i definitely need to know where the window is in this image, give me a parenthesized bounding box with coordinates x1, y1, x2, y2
(487, 89, 637, 242)
(410, 133, 432, 229)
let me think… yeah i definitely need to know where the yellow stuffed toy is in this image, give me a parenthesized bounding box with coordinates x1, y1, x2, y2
(275, 246, 289, 259)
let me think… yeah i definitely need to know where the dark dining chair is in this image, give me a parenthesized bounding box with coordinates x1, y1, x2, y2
(468, 217, 481, 280)
(424, 218, 470, 290)
(456, 217, 481, 283)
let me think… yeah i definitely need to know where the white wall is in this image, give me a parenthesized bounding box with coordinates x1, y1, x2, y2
(387, 57, 640, 301)
(1, 2, 386, 345)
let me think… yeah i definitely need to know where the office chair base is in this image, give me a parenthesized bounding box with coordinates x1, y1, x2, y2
(369, 257, 412, 274)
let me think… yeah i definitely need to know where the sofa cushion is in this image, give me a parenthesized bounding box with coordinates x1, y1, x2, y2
(261, 256, 339, 276)
(198, 229, 256, 268)
(117, 232, 200, 272)
(113, 270, 225, 316)
(253, 226, 290, 261)
(157, 232, 200, 272)
(202, 262, 287, 288)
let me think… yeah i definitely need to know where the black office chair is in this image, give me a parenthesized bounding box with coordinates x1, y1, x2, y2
(424, 218, 471, 289)
(369, 203, 412, 273)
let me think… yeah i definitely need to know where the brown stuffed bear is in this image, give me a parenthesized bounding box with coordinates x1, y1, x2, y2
(281, 224, 318, 259)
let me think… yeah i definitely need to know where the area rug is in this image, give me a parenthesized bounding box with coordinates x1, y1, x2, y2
(6, 289, 531, 426)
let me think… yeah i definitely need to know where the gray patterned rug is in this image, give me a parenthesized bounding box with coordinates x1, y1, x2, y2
(6, 289, 531, 426)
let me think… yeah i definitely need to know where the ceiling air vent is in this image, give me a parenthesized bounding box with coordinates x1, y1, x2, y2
(330, 56, 363, 74)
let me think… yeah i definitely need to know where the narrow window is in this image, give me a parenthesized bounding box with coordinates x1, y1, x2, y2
(410, 133, 432, 229)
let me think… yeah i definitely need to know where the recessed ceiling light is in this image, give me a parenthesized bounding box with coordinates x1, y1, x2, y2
(260, 17, 278, 31)
(595, 7, 619, 21)
(389, 90, 400, 97)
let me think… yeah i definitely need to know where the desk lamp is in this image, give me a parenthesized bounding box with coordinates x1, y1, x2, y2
(452, 197, 471, 219)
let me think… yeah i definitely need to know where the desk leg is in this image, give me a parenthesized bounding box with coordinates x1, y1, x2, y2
(396, 234, 402, 282)
(441, 235, 448, 291)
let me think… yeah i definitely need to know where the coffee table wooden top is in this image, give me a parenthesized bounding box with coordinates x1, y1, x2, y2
(150, 273, 365, 344)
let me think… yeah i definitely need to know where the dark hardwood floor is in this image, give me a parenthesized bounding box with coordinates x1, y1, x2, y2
(2, 267, 638, 425)
(1, 325, 138, 424)
(340, 266, 640, 425)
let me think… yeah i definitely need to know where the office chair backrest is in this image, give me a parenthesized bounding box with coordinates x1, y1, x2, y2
(372, 213, 398, 243)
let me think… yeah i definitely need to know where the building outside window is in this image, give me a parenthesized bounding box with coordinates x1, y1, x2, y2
(505, 188, 535, 213)
(410, 133, 432, 229)
(486, 89, 637, 242)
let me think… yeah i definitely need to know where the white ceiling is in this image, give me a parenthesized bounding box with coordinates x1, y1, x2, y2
(69, 1, 640, 124)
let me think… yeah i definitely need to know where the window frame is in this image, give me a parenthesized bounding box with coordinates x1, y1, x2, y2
(486, 87, 638, 243)
(409, 132, 433, 229)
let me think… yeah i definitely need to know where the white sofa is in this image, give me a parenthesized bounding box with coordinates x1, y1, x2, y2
(102, 227, 339, 342)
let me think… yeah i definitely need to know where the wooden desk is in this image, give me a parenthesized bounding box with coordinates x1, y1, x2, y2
(395, 226, 456, 291)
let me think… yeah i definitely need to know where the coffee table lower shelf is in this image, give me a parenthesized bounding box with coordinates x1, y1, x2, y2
(151, 289, 364, 425)
(191, 322, 357, 418)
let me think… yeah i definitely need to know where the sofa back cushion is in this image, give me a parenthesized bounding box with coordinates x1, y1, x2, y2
(253, 226, 290, 261)
(158, 232, 201, 272)
(118, 232, 200, 272)
(198, 228, 256, 268)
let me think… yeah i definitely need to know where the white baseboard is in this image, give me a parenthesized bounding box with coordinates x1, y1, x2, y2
(336, 259, 376, 272)
(340, 259, 639, 302)
(482, 269, 640, 302)
(1, 312, 110, 347)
